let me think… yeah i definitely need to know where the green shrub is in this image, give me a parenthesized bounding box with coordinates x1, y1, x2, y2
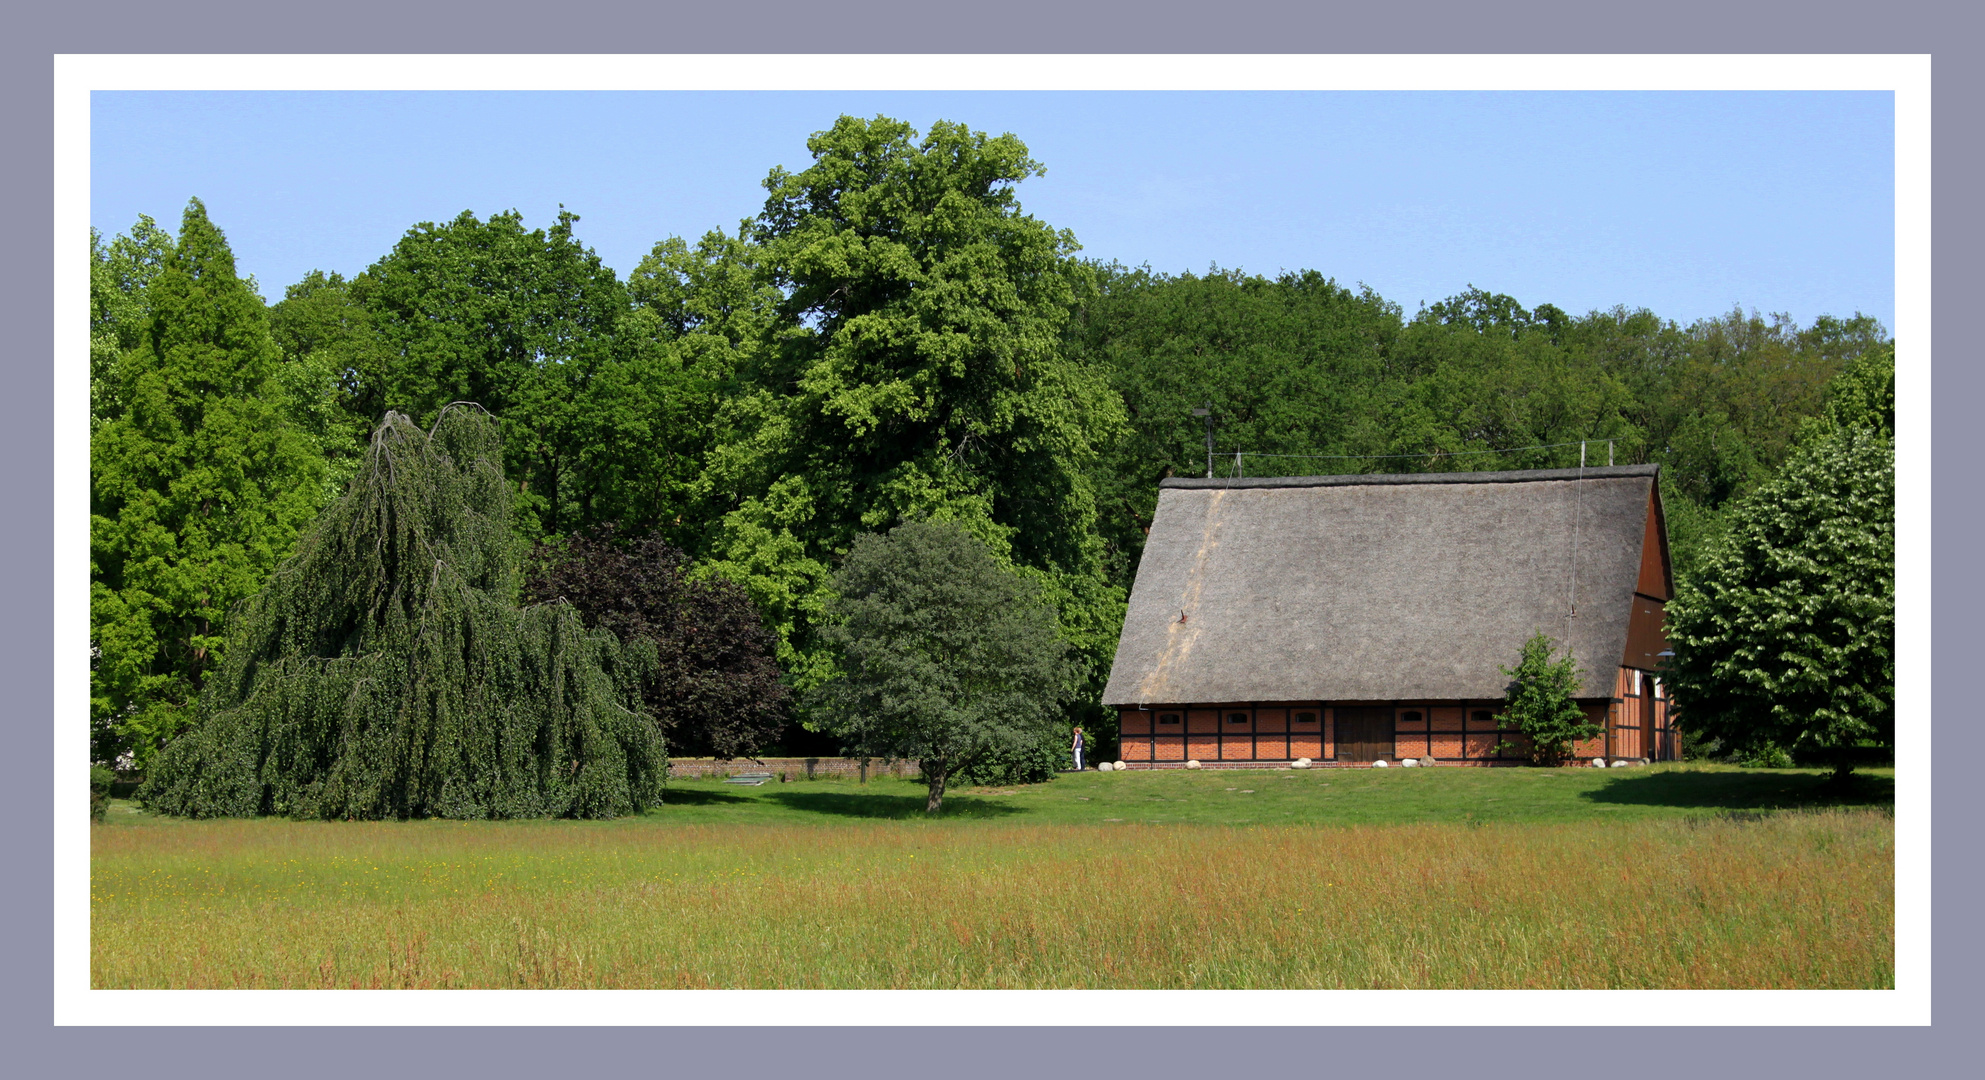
(90, 764, 115, 821)
(956, 729, 1065, 786)
(1738, 745, 1795, 769)
(1495, 632, 1601, 766)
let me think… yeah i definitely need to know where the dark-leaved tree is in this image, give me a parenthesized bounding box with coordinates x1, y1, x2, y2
(808, 520, 1071, 813)
(138, 407, 665, 819)
(524, 527, 789, 760)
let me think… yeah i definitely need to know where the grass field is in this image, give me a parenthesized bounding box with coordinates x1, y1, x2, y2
(91, 764, 1893, 989)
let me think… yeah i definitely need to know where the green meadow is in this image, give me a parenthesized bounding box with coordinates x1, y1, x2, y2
(92, 764, 1893, 990)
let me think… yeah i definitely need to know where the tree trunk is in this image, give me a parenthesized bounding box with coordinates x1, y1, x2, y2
(1826, 753, 1857, 789)
(922, 760, 948, 814)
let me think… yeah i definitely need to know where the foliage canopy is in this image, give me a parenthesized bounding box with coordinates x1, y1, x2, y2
(808, 520, 1071, 813)
(91, 199, 325, 770)
(701, 116, 1126, 699)
(525, 527, 789, 759)
(139, 407, 664, 819)
(1665, 400, 1894, 779)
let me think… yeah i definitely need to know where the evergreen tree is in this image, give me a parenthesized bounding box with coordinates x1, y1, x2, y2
(139, 407, 665, 819)
(91, 199, 324, 768)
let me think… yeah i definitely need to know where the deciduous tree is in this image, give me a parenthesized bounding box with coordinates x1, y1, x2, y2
(1494, 632, 1600, 766)
(701, 116, 1125, 701)
(139, 407, 664, 819)
(1665, 353, 1894, 780)
(91, 199, 324, 769)
(347, 208, 633, 540)
(808, 521, 1070, 813)
(524, 527, 788, 759)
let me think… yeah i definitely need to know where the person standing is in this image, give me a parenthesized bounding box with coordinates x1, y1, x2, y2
(1071, 726, 1085, 771)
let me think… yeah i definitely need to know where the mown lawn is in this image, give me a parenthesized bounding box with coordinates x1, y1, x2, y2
(91, 764, 1894, 990)
(629, 762, 1895, 826)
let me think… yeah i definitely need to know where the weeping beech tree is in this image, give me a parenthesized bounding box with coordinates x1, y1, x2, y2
(139, 406, 665, 819)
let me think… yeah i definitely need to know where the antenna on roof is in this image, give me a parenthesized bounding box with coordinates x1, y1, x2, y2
(1192, 403, 1213, 478)
(1566, 441, 1588, 631)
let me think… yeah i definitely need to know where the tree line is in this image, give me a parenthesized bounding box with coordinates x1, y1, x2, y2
(91, 113, 1894, 782)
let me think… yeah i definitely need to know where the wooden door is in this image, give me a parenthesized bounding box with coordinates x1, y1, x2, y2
(1334, 707, 1394, 762)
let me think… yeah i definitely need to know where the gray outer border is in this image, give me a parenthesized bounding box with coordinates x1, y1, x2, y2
(9, 1, 1969, 1077)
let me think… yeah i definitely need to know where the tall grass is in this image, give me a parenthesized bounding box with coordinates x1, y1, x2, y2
(92, 809, 1890, 989)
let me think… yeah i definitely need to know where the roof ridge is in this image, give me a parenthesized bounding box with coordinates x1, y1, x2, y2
(1159, 463, 1659, 490)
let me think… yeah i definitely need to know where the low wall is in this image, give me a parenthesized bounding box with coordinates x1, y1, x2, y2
(666, 757, 923, 781)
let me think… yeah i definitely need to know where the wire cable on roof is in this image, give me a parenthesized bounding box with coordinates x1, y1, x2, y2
(1221, 439, 1595, 464)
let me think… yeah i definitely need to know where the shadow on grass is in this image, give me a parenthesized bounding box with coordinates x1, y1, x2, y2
(760, 789, 1026, 820)
(1580, 769, 1894, 812)
(656, 787, 758, 807)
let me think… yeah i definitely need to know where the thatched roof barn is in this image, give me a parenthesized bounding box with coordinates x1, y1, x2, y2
(1102, 465, 1676, 767)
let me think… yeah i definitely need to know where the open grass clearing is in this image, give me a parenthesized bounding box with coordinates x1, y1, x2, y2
(92, 808, 1891, 989)
(92, 765, 1892, 989)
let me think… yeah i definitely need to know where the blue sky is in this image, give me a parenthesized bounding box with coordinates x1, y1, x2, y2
(91, 90, 1895, 331)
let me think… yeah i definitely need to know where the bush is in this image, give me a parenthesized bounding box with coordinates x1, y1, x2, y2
(90, 764, 114, 821)
(955, 729, 1065, 786)
(1495, 632, 1601, 766)
(1738, 745, 1795, 769)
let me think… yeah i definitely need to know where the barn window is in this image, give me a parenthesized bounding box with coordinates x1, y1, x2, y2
(1158, 713, 1182, 725)
(1294, 712, 1317, 725)
(1228, 712, 1249, 724)
(1652, 678, 1663, 700)
(1472, 710, 1495, 727)
(1401, 710, 1422, 725)
(1631, 669, 1642, 696)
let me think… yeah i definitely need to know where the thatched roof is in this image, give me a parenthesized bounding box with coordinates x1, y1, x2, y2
(1101, 465, 1663, 705)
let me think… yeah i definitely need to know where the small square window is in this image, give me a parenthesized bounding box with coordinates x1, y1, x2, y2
(1228, 712, 1248, 724)
(1472, 710, 1495, 727)
(1158, 713, 1182, 725)
(1401, 710, 1423, 725)
(1294, 712, 1317, 725)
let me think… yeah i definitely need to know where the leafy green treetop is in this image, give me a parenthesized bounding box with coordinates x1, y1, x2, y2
(1495, 632, 1600, 766)
(702, 115, 1126, 693)
(89, 214, 174, 432)
(1665, 375, 1893, 780)
(347, 208, 631, 539)
(808, 520, 1071, 813)
(90, 198, 325, 769)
